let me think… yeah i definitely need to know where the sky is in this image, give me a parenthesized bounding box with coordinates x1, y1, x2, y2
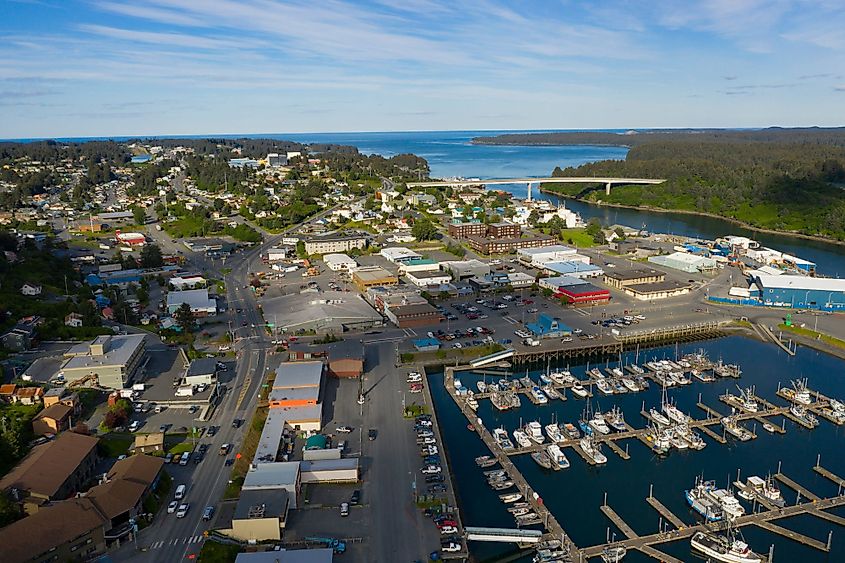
(1, 0, 845, 138)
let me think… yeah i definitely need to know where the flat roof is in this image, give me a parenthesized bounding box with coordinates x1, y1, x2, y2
(234, 549, 334, 563)
(62, 334, 145, 371)
(187, 357, 217, 377)
(545, 261, 602, 273)
(234, 488, 289, 520)
(560, 283, 608, 296)
(755, 274, 845, 292)
(274, 361, 323, 388)
(269, 386, 319, 403)
(353, 267, 396, 281)
(625, 280, 691, 294)
(603, 267, 664, 281)
(300, 458, 359, 472)
(166, 288, 216, 309)
(255, 409, 288, 464)
(242, 461, 300, 490)
(323, 253, 356, 264)
(518, 245, 575, 255)
(260, 291, 382, 331)
(389, 303, 440, 316)
(543, 275, 589, 288)
(407, 270, 449, 279)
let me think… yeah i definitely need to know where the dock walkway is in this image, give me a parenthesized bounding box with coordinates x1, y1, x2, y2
(646, 496, 687, 529)
(774, 472, 821, 502)
(814, 464, 845, 489)
(600, 504, 639, 539)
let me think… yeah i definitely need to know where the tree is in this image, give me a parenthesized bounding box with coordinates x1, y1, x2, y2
(132, 206, 147, 225)
(140, 243, 164, 268)
(585, 217, 602, 237)
(411, 217, 438, 241)
(0, 494, 22, 528)
(296, 240, 306, 258)
(174, 302, 195, 332)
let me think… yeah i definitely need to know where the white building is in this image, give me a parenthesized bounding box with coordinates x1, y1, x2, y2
(267, 247, 292, 262)
(20, 283, 42, 296)
(380, 247, 422, 264)
(323, 253, 358, 272)
(170, 275, 207, 290)
(517, 245, 580, 268)
(166, 288, 217, 316)
(405, 270, 452, 288)
(538, 206, 583, 228)
(649, 252, 717, 273)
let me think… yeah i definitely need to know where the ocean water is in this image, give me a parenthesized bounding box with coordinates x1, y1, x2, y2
(428, 336, 845, 562)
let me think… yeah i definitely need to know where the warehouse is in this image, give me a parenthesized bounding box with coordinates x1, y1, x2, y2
(261, 291, 383, 334)
(753, 274, 845, 310)
(322, 253, 358, 272)
(379, 247, 421, 264)
(398, 257, 439, 273)
(543, 261, 603, 279)
(539, 275, 590, 293)
(405, 269, 452, 288)
(166, 288, 217, 316)
(621, 280, 692, 301)
(517, 245, 578, 267)
(440, 259, 490, 280)
(299, 458, 359, 483)
(352, 267, 399, 291)
(649, 252, 717, 273)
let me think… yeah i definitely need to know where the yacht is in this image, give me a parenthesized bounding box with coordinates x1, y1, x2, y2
(628, 364, 645, 375)
(595, 378, 615, 395)
(493, 427, 515, 450)
(600, 546, 628, 563)
(513, 428, 533, 448)
(579, 437, 608, 464)
(570, 381, 589, 398)
(622, 378, 639, 392)
(604, 406, 627, 432)
(589, 367, 603, 379)
(539, 373, 552, 385)
(588, 413, 611, 435)
(685, 478, 724, 522)
(610, 367, 624, 378)
(527, 421, 546, 444)
(562, 423, 581, 439)
(541, 384, 561, 400)
(490, 480, 515, 490)
(690, 531, 763, 563)
(499, 492, 523, 503)
(547, 444, 570, 470)
(721, 416, 754, 441)
(790, 404, 819, 427)
(475, 455, 493, 466)
(548, 369, 567, 385)
(477, 381, 487, 393)
(544, 423, 564, 443)
(509, 507, 530, 517)
(476, 457, 498, 468)
(649, 407, 671, 426)
(709, 488, 745, 520)
(530, 450, 553, 469)
(530, 386, 549, 405)
(662, 401, 689, 424)
(466, 396, 479, 410)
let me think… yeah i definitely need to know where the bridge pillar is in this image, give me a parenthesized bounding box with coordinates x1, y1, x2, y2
(605, 182, 612, 196)
(527, 182, 533, 202)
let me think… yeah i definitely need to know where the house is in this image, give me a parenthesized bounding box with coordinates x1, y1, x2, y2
(64, 312, 84, 328)
(0, 431, 100, 513)
(526, 313, 572, 339)
(1, 318, 39, 351)
(0, 383, 17, 403)
(32, 403, 74, 436)
(13, 386, 44, 405)
(20, 283, 42, 296)
(43, 386, 81, 415)
(129, 432, 166, 454)
(166, 288, 217, 316)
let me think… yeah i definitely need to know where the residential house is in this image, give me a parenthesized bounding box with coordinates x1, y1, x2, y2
(13, 386, 44, 405)
(20, 283, 42, 296)
(32, 403, 74, 436)
(129, 433, 166, 454)
(64, 312, 84, 328)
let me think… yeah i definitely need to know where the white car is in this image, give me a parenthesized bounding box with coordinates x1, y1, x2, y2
(439, 525, 459, 534)
(176, 503, 189, 518)
(336, 425, 354, 433)
(421, 465, 442, 474)
(167, 501, 178, 514)
(441, 541, 461, 552)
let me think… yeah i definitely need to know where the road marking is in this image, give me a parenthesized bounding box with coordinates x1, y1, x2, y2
(402, 328, 417, 337)
(503, 316, 518, 325)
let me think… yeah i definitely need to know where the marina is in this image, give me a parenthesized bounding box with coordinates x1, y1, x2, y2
(428, 336, 845, 562)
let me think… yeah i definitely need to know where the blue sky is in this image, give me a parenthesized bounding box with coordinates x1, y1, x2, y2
(1, 0, 845, 138)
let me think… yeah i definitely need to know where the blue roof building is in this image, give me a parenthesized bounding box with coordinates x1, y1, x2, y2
(413, 337, 441, 351)
(526, 313, 572, 339)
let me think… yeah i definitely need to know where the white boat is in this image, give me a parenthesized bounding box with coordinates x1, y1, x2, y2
(604, 406, 627, 432)
(709, 488, 746, 520)
(548, 370, 567, 384)
(786, 378, 812, 405)
(579, 437, 607, 464)
(622, 378, 639, 392)
(629, 364, 645, 374)
(610, 367, 624, 378)
(477, 381, 487, 393)
(721, 416, 754, 441)
(738, 476, 785, 507)
(830, 398, 845, 412)
(541, 384, 561, 400)
(662, 401, 689, 424)
(649, 407, 671, 426)
(466, 396, 478, 410)
(546, 444, 570, 469)
(668, 430, 689, 450)
(571, 381, 589, 398)
(531, 386, 549, 405)
(600, 545, 628, 563)
(595, 378, 615, 395)
(691, 531, 763, 563)
(499, 492, 523, 503)
(588, 413, 611, 435)
(527, 421, 545, 444)
(544, 423, 564, 443)
(493, 427, 515, 450)
(789, 404, 819, 427)
(513, 429, 532, 448)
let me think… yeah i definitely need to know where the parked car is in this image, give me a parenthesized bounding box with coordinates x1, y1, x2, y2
(350, 490, 361, 505)
(176, 503, 189, 518)
(167, 501, 178, 514)
(368, 428, 378, 441)
(421, 465, 442, 474)
(340, 502, 349, 517)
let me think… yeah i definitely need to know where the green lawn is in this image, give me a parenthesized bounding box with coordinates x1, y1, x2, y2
(99, 433, 133, 457)
(778, 323, 845, 350)
(198, 540, 240, 563)
(560, 228, 597, 248)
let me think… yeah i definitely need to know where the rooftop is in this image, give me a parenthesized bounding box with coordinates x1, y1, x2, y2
(754, 274, 845, 292)
(274, 361, 323, 389)
(234, 488, 289, 520)
(34, 402, 73, 422)
(517, 245, 575, 256)
(603, 267, 665, 281)
(353, 267, 396, 282)
(187, 357, 218, 377)
(62, 334, 145, 371)
(242, 461, 300, 490)
(106, 454, 165, 485)
(624, 280, 692, 294)
(166, 288, 216, 309)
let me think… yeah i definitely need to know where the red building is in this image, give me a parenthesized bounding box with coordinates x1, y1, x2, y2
(556, 282, 611, 306)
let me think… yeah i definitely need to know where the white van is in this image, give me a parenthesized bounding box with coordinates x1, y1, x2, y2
(174, 484, 186, 500)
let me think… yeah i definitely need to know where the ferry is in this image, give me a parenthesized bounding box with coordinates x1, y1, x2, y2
(721, 416, 754, 441)
(513, 428, 532, 448)
(527, 421, 546, 444)
(571, 381, 589, 398)
(530, 386, 549, 405)
(604, 406, 627, 432)
(690, 530, 763, 563)
(530, 450, 553, 469)
(562, 423, 581, 439)
(547, 444, 570, 469)
(685, 479, 724, 522)
(579, 436, 607, 464)
(544, 423, 564, 443)
(649, 407, 671, 426)
(499, 492, 523, 503)
(789, 404, 819, 427)
(493, 427, 515, 450)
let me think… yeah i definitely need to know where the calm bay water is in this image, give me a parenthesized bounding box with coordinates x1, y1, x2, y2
(428, 336, 845, 562)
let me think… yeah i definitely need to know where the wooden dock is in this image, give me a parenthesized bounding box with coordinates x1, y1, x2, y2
(645, 495, 687, 529)
(603, 439, 631, 460)
(638, 545, 685, 563)
(600, 504, 639, 539)
(774, 472, 821, 502)
(754, 520, 829, 551)
(814, 464, 845, 488)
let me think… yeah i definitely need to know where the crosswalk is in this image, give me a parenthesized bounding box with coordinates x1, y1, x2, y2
(402, 327, 418, 337)
(148, 535, 205, 550)
(574, 308, 592, 317)
(502, 316, 519, 325)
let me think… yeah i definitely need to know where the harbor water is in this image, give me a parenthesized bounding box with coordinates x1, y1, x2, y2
(427, 336, 845, 562)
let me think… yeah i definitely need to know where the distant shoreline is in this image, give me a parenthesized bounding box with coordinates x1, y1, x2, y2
(539, 187, 845, 248)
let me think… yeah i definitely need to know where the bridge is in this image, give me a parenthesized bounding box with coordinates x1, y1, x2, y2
(469, 348, 515, 368)
(464, 526, 543, 543)
(406, 176, 666, 196)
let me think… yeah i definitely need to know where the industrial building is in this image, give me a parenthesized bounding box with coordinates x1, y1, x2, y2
(543, 261, 603, 279)
(753, 274, 845, 310)
(405, 269, 452, 288)
(556, 282, 611, 306)
(379, 246, 422, 264)
(352, 267, 399, 291)
(649, 252, 717, 273)
(440, 259, 490, 280)
(397, 257, 439, 273)
(603, 268, 665, 289)
(322, 253, 358, 272)
(260, 291, 383, 334)
(59, 334, 146, 389)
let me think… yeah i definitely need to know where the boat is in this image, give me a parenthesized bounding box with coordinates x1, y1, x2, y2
(499, 492, 523, 503)
(484, 469, 506, 478)
(511, 393, 522, 408)
(713, 360, 742, 378)
(612, 379, 628, 394)
(536, 539, 562, 550)
(668, 430, 689, 450)
(513, 428, 532, 448)
(477, 457, 498, 468)
(520, 375, 534, 389)
(544, 423, 564, 443)
(600, 545, 628, 562)
(621, 378, 639, 392)
(542, 384, 561, 400)
(588, 413, 611, 435)
(721, 416, 754, 441)
(650, 429, 671, 455)
(549, 369, 570, 384)
(785, 378, 812, 405)
(682, 427, 707, 450)
(737, 476, 785, 507)
(539, 373, 552, 385)
(685, 478, 724, 521)
(530, 451, 553, 469)
(477, 381, 487, 393)
(490, 480, 515, 490)
(831, 398, 845, 412)
(493, 427, 515, 450)
(466, 396, 479, 410)
(491, 392, 512, 411)
(595, 378, 615, 395)
(737, 386, 759, 413)
(662, 400, 689, 424)
(475, 455, 495, 467)
(790, 404, 819, 427)
(509, 507, 530, 517)
(562, 423, 581, 439)
(649, 407, 671, 426)
(579, 437, 607, 464)
(534, 549, 570, 563)
(589, 367, 603, 379)
(531, 386, 549, 404)
(604, 406, 627, 432)
(525, 421, 544, 444)
(690, 530, 763, 563)
(709, 488, 745, 520)
(762, 422, 777, 433)
(570, 381, 589, 398)
(629, 364, 645, 375)
(547, 444, 570, 469)
(693, 369, 717, 383)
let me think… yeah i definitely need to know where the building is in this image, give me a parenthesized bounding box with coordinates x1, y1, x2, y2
(304, 234, 368, 255)
(261, 291, 383, 334)
(299, 458, 359, 483)
(0, 498, 107, 563)
(185, 357, 218, 386)
(539, 275, 591, 293)
(556, 282, 612, 306)
(440, 259, 490, 280)
(517, 245, 578, 268)
(397, 257, 439, 274)
(649, 252, 717, 273)
(42, 387, 81, 415)
(229, 489, 290, 542)
(20, 283, 43, 296)
(1, 318, 39, 351)
(32, 403, 74, 436)
(621, 280, 692, 301)
(169, 275, 207, 290)
(413, 337, 441, 351)
(405, 269, 452, 288)
(64, 313, 84, 328)
(267, 153, 288, 167)
(12, 386, 44, 405)
(538, 205, 582, 228)
(267, 247, 293, 262)
(352, 267, 399, 291)
(603, 268, 665, 289)
(526, 313, 572, 338)
(507, 272, 535, 288)
(129, 432, 166, 454)
(543, 261, 603, 279)
(384, 302, 444, 328)
(242, 462, 301, 508)
(268, 361, 323, 432)
(323, 253, 358, 272)
(753, 274, 845, 310)
(59, 334, 147, 389)
(166, 288, 217, 316)
(233, 549, 334, 563)
(0, 431, 100, 513)
(379, 246, 422, 264)
(466, 234, 556, 255)
(487, 222, 521, 239)
(448, 219, 487, 238)
(324, 340, 364, 378)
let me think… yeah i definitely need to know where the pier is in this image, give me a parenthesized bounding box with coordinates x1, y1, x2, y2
(814, 462, 845, 489)
(773, 472, 821, 502)
(600, 502, 638, 539)
(645, 491, 687, 529)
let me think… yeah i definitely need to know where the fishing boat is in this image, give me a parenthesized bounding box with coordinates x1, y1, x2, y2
(530, 386, 549, 405)
(477, 381, 487, 393)
(534, 549, 570, 563)
(785, 379, 812, 405)
(541, 384, 561, 400)
(682, 427, 707, 450)
(491, 392, 512, 411)
(604, 405, 627, 432)
(493, 427, 515, 450)
(520, 375, 534, 389)
(736, 475, 785, 507)
(508, 507, 530, 517)
(499, 492, 523, 503)
(562, 423, 581, 439)
(713, 360, 742, 378)
(536, 539, 562, 550)
(595, 378, 615, 395)
(790, 404, 819, 427)
(693, 369, 717, 383)
(662, 400, 689, 424)
(513, 428, 532, 448)
(527, 421, 546, 444)
(600, 545, 628, 562)
(650, 429, 671, 455)
(544, 423, 564, 443)
(690, 530, 763, 563)
(621, 378, 639, 392)
(709, 488, 745, 520)
(736, 386, 759, 413)
(466, 396, 479, 410)
(570, 381, 589, 398)
(668, 429, 689, 450)
(721, 416, 754, 441)
(531, 451, 553, 469)
(831, 398, 845, 412)
(475, 455, 495, 467)
(588, 413, 611, 435)
(547, 444, 570, 469)
(649, 407, 671, 426)
(685, 478, 724, 522)
(579, 436, 607, 464)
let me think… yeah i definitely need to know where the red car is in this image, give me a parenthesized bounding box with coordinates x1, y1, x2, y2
(437, 520, 458, 528)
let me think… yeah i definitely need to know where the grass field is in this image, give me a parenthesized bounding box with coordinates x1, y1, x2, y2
(223, 406, 269, 499)
(778, 323, 845, 350)
(198, 540, 240, 563)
